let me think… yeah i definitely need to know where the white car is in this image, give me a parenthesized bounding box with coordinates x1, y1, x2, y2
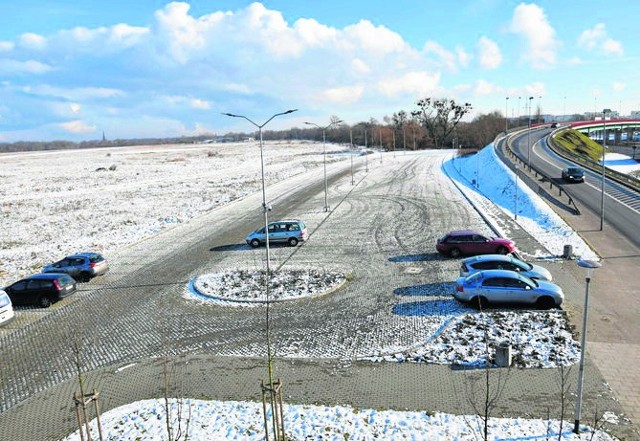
(459, 254, 552, 281)
(0, 290, 15, 326)
(454, 270, 564, 310)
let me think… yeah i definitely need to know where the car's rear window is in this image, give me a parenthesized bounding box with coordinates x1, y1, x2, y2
(58, 275, 75, 285)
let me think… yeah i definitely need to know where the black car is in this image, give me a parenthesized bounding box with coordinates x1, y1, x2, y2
(4, 273, 77, 308)
(561, 167, 584, 183)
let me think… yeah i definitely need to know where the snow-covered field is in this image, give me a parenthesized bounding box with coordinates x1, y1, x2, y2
(3, 141, 634, 441)
(0, 141, 338, 286)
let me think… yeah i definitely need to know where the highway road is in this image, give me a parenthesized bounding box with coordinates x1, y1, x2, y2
(510, 128, 640, 247)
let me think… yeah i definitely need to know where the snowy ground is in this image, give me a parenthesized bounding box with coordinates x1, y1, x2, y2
(3, 141, 636, 440)
(61, 398, 619, 441)
(603, 152, 640, 175)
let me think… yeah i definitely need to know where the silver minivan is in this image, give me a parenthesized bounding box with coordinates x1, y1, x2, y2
(246, 219, 307, 247)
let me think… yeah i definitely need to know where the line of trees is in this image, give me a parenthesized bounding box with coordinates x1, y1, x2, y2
(1, 96, 554, 153)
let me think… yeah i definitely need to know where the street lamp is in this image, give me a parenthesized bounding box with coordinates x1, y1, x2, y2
(505, 97, 509, 132)
(573, 259, 602, 434)
(600, 109, 611, 231)
(305, 119, 342, 212)
(514, 165, 518, 220)
(527, 96, 534, 170)
(222, 108, 298, 386)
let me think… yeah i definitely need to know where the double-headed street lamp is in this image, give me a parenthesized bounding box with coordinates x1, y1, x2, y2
(527, 96, 534, 171)
(505, 96, 509, 133)
(573, 259, 602, 434)
(304, 119, 342, 212)
(221, 108, 297, 384)
(600, 108, 611, 231)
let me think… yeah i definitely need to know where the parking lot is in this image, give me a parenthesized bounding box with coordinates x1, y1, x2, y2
(0, 149, 636, 440)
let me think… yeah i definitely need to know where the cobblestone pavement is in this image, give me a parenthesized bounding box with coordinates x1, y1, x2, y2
(0, 150, 637, 440)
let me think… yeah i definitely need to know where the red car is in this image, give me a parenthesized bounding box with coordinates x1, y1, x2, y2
(436, 230, 516, 258)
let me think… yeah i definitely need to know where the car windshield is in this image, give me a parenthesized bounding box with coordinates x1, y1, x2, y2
(513, 259, 533, 270)
(466, 272, 482, 283)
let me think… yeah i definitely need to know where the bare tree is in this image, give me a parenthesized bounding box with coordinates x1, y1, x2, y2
(412, 98, 472, 148)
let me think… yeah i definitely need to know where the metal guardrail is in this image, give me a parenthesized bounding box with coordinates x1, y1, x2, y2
(546, 132, 640, 192)
(495, 130, 581, 215)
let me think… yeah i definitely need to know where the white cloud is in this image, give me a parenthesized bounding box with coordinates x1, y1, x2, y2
(0, 59, 52, 74)
(317, 85, 364, 104)
(612, 82, 626, 92)
(377, 71, 440, 97)
(70, 103, 81, 113)
(476, 36, 502, 69)
(473, 79, 499, 96)
(423, 41, 458, 71)
(190, 98, 210, 109)
(508, 3, 558, 69)
(223, 83, 251, 94)
(342, 20, 407, 55)
(351, 58, 371, 76)
(59, 120, 96, 134)
(0, 41, 14, 52)
(24, 85, 124, 100)
(293, 17, 337, 47)
(18, 33, 47, 49)
(456, 46, 470, 68)
(577, 23, 623, 56)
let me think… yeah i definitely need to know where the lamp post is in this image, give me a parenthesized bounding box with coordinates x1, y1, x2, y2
(573, 259, 602, 434)
(349, 128, 354, 185)
(527, 96, 534, 170)
(305, 119, 342, 212)
(505, 97, 509, 132)
(222, 108, 297, 440)
(518, 96, 522, 122)
(600, 109, 611, 231)
(514, 165, 518, 220)
(364, 129, 369, 171)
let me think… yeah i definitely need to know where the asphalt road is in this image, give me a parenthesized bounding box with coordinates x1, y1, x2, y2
(510, 128, 640, 247)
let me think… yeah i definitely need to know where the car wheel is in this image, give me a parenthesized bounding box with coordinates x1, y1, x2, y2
(249, 239, 261, 248)
(497, 246, 509, 255)
(449, 248, 461, 258)
(288, 237, 299, 247)
(78, 272, 91, 283)
(470, 296, 488, 310)
(37, 295, 52, 308)
(536, 296, 555, 310)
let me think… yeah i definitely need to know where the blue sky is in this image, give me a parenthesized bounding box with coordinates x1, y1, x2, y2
(0, 1, 637, 142)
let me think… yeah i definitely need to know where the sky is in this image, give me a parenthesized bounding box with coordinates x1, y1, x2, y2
(0, 1, 638, 142)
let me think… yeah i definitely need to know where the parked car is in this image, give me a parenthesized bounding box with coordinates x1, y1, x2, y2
(460, 254, 552, 281)
(561, 167, 584, 183)
(436, 230, 516, 258)
(42, 252, 109, 282)
(454, 270, 564, 310)
(4, 273, 77, 308)
(0, 290, 15, 326)
(246, 219, 307, 247)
